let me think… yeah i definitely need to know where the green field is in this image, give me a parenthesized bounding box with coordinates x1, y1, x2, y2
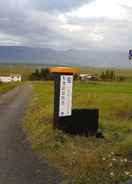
(0, 82, 19, 95)
(24, 81, 132, 184)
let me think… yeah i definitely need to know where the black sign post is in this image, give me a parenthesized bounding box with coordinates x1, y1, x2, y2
(49, 67, 78, 128)
(49, 66, 99, 136)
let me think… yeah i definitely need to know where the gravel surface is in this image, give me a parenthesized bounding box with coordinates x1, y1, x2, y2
(0, 83, 63, 184)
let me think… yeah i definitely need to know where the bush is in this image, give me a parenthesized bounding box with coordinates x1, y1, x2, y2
(117, 76, 127, 81)
(73, 73, 79, 80)
(30, 68, 54, 80)
(100, 70, 115, 80)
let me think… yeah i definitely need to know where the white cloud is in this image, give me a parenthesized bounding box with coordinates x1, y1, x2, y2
(119, 0, 132, 7)
(0, 33, 24, 46)
(61, 24, 83, 32)
(55, 0, 132, 50)
(66, 0, 126, 20)
(0, 0, 132, 50)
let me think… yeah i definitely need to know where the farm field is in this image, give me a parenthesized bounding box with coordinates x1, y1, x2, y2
(0, 82, 19, 95)
(24, 81, 132, 184)
(1, 64, 132, 80)
(0, 63, 51, 75)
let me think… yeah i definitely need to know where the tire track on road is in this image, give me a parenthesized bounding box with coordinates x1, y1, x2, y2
(0, 83, 63, 184)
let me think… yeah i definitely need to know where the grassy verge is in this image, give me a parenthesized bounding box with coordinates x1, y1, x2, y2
(24, 81, 132, 184)
(0, 82, 20, 95)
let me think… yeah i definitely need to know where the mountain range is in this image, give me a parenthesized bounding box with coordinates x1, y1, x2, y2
(0, 46, 130, 68)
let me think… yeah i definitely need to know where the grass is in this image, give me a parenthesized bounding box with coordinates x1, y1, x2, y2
(0, 82, 19, 95)
(23, 81, 132, 184)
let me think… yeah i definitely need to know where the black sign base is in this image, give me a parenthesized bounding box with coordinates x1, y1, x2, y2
(55, 108, 99, 136)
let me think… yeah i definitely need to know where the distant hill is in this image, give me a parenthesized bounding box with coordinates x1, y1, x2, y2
(0, 46, 130, 67)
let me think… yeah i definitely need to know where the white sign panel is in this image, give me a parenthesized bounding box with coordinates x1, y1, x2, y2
(59, 75, 73, 117)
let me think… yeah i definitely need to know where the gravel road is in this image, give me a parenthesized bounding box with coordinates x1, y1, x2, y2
(0, 83, 63, 184)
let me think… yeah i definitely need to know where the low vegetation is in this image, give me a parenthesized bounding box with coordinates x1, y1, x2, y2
(29, 68, 132, 82)
(1, 64, 132, 82)
(23, 81, 132, 184)
(0, 82, 19, 95)
(29, 68, 54, 80)
(100, 70, 115, 80)
(29, 68, 78, 81)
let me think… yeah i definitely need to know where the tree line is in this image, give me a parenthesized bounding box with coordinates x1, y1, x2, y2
(29, 68, 54, 80)
(100, 70, 115, 80)
(30, 68, 78, 81)
(100, 70, 126, 81)
(29, 68, 127, 81)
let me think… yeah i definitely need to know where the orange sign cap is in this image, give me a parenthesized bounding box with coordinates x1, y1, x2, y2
(49, 66, 79, 74)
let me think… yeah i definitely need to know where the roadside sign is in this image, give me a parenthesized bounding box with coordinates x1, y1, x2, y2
(49, 66, 79, 128)
(59, 75, 73, 117)
(128, 50, 132, 60)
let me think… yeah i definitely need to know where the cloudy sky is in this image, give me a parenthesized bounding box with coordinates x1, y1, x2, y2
(0, 0, 132, 51)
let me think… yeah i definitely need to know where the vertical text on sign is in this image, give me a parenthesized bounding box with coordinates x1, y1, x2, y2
(59, 75, 73, 117)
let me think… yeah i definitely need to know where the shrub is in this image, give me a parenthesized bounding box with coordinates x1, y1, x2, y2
(100, 70, 115, 80)
(30, 68, 54, 80)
